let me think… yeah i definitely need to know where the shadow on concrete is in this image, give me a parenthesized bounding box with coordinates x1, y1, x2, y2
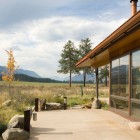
(31, 127, 55, 133)
(30, 127, 73, 140)
(43, 132, 73, 135)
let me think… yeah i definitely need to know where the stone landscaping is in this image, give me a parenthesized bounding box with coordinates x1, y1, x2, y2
(1, 114, 29, 140)
(2, 128, 29, 140)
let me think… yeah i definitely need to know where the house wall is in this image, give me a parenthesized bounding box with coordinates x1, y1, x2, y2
(110, 48, 140, 120)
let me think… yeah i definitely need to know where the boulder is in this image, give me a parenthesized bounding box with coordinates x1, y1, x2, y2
(83, 103, 92, 109)
(2, 100, 12, 107)
(129, 122, 140, 130)
(2, 128, 29, 140)
(40, 99, 46, 111)
(46, 103, 62, 110)
(7, 121, 19, 129)
(8, 115, 24, 129)
(92, 99, 102, 109)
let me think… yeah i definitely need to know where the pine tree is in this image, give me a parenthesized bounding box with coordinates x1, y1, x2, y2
(57, 40, 79, 87)
(78, 38, 92, 87)
(2, 49, 17, 94)
(99, 65, 109, 86)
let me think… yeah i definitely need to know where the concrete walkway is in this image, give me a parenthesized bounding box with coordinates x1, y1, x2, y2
(29, 109, 139, 140)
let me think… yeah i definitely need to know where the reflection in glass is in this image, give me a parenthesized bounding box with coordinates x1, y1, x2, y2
(111, 59, 119, 95)
(132, 50, 140, 99)
(131, 102, 140, 118)
(111, 55, 129, 97)
(110, 97, 128, 114)
(119, 55, 129, 97)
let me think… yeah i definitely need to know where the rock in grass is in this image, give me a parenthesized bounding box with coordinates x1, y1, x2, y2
(46, 103, 62, 110)
(92, 99, 102, 109)
(2, 128, 29, 140)
(2, 100, 12, 107)
(7, 121, 19, 129)
(8, 115, 24, 129)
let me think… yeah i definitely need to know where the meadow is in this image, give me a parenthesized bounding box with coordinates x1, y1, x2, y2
(0, 81, 109, 134)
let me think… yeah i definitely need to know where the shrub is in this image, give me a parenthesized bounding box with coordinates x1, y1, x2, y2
(0, 123, 7, 135)
(101, 101, 109, 110)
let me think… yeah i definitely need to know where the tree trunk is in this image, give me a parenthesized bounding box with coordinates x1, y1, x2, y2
(69, 69, 71, 87)
(83, 70, 86, 87)
(105, 76, 108, 86)
(9, 83, 11, 95)
(105, 65, 108, 86)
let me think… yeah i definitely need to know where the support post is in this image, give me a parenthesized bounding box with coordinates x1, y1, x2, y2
(92, 68, 102, 109)
(80, 85, 83, 97)
(35, 98, 39, 112)
(96, 68, 99, 100)
(24, 110, 31, 133)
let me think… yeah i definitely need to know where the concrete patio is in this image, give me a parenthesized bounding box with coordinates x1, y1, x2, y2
(29, 109, 139, 140)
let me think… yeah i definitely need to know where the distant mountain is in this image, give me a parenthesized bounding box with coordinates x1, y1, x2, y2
(15, 74, 61, 83)
(50, 76, 65, 81)
(0, 73, 62, 83)
(16, 69, 41, 78)
(0, 66, 41, 78)
(64, 73, 95, 83)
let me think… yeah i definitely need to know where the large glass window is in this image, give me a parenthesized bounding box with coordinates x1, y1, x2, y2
(132, 50, 140, 99)
(111, 55, 129, 114)
(110, 97, 128, 114)
(111, 59, 119, 96)
(111, 55, 129, 97)
(119, 55, 129, 97)
(131, 50, 140, 119)
(131, 102, 140, 118)
(110, 50, 140, 119)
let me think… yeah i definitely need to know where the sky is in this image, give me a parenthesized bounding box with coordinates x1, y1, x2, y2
(0, 0, 140, 80)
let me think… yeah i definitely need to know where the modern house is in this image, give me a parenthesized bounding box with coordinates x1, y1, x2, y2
(76, 0, 140, 121)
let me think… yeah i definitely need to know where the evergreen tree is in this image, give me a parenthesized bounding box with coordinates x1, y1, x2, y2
(78, 38, 92, 87)
(57, 40, 79, 87)
(99, 65, 109, 86)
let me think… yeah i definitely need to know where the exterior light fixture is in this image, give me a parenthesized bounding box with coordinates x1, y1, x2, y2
(63, 97, 67, 110)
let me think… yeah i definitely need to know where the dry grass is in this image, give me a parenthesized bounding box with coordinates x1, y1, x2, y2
(0, 81, 109, 134)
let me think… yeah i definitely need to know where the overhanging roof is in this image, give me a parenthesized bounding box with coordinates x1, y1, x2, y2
(76, 11, 140, 68)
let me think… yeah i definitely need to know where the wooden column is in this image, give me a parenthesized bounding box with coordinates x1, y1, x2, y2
(109, 62, 111, 108)
(128, 53, 132, 117)
(24, 110, 31, 133)
(96, 68, 99, 100)
(35, 98, 39, 112)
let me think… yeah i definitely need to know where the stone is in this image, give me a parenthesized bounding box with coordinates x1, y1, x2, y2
(7, 121, 19, 129)
(40, 99, 46, 111)
(92, 99, 102, 109)
(2, 128, 29, 140)
(83, 103, 92, 109)
(129, 122, 140, 130)
(8, 115, 24, 129)
(46, 103, 62, 110)
(2, 100, 12, 107)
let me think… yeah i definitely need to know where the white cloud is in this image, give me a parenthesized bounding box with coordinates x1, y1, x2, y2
(0, 16, 127, 78)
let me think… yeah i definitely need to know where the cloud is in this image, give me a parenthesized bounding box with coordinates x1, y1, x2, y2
(0, 15, 126, 78)
(0, 0, 137, 78)
(0, 0, 136, 29)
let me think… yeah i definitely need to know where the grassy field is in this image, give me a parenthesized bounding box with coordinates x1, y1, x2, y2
(0, 81, 109, 135)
